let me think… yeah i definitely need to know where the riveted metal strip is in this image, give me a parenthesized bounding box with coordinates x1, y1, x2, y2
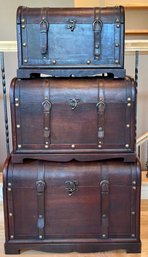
(130, 164, 137, 238)
(15, 82, 22, 151)
(125, 79, 132, 151)
(100, 163, 109, 239)
(7, 162, 15, 240)
(114, 6, 120, 65)
(21, 7, 28, 65)
(36, 161, 45, 240)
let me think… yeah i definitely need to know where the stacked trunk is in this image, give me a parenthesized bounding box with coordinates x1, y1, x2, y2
(3, 6, 141, 254)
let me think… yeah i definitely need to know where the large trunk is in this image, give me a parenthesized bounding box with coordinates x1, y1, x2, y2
(10, 76, 137, 163)
(3, 158, 141, 253)
(16, 6, 125, 78)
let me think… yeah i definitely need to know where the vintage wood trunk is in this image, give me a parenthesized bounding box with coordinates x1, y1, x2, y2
(17, 6, 125, 78)
(3, 158, 141, 254)
(10, 76, 137, 163)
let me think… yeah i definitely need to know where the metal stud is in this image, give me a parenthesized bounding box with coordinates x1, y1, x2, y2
(127, 103, 131, 107)
(132, 211, 135, 215)
(39, 215, 43, 218)
(21, 24, 25, 29)
(18, 144, 22, 148)
(127, 97, 131, 101)
(45, 141, 48, 145)
(116, 24, 120, 28)
(115, 43, 119, 47)
(39, 235, 43, 239)
(9, 213, 13, 217)
(71, 144, 75, 149)
(21, 18, 25, 23)
(95, 44, 99, 49)
(131, 234, 135, 238)
(116, 18, 120, 23)
(15, 98, 19, 102)
(10, 235, 14, 239)
(126, 124, 130, 128)
(86, 60, 91, 64)
(44, 96, 48, 100)
(99, 141, 102, 144)
(43, 56, 47, 59)
(8, 183, 12, 186)
(132, 181, 136, 185)
(98, 144, 102, 148)
(45, 145, 48, 149)
(95, 56, 99, 59)
(115, 59, 119, 64)
(125, 144, 129, 148)
(8, 188, 11, 192)
(15, 103, 19, 107)
(24, 59, 28, 63)
(23, 43, 27, 47)
(52, 59, 56, 64)
(102, 214, 107, 218)
(102, 234, 106, 238)
(133, 186, 136, 190)
(16, 124, 20, 128)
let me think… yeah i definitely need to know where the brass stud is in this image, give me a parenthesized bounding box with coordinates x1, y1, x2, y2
(126, 124, 130, 128)
(71, 144, 75, 149)
(10, 235, 14, 239)
(86, 60, 91, 64)
(98, 144, 102, 148)
(127, 97, 131, 101)
(52, 59, 56, 64)
(115, 59, 119, 64)
(45, 145, 48, 149)
(116, 18, 120, 23)
(9, 213, 13, 217)
(16, 124, 20, 128)
(18, 144, 22, 148)
(23, 42, 27, 47)
(127, 103, 131, 107)
(21, 24, 25, 29)
(125, 144, 129, 148)
(24, 59, 28, 63)
(8, 188, 11, 192)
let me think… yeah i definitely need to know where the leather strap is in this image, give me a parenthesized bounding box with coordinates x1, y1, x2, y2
(93, 8, 102, 59)
(100, 163, 109, 239)
(42, 80, 51, 148)
(36, 161, 45, 240)
(97, 80, 105, 147)
(40, 8, 49, 55)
